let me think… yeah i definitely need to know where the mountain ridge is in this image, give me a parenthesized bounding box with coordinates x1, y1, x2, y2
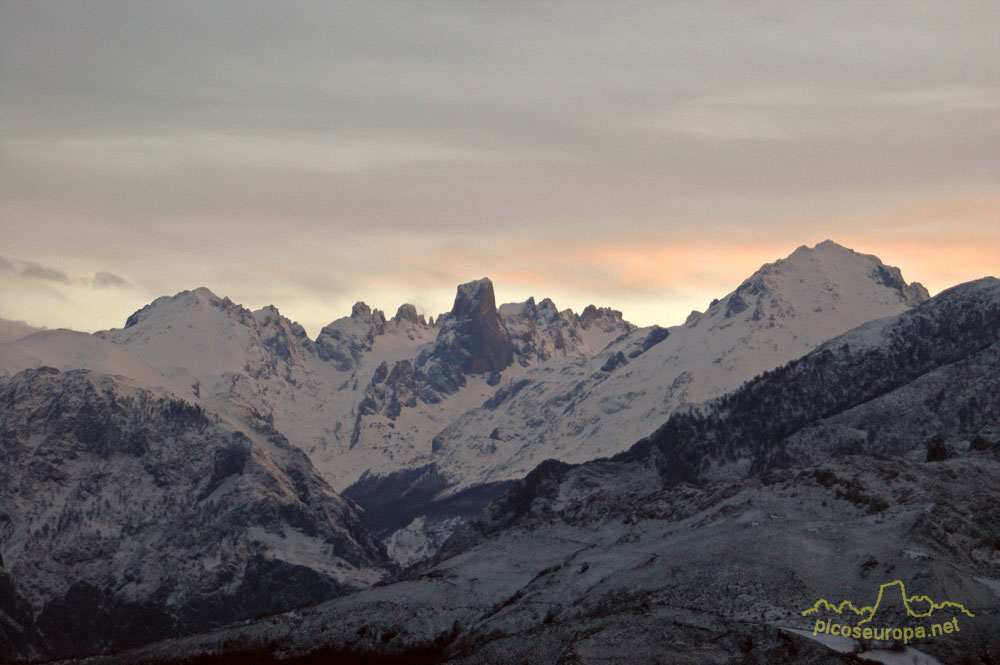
(58, 274, 999, 665)
(0, 241, 934, 569)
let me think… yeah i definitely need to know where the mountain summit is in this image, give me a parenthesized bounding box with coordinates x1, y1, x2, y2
(418, 278, 514, 394)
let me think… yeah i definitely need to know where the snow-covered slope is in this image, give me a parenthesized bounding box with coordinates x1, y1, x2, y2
(0, 328, 194, 396)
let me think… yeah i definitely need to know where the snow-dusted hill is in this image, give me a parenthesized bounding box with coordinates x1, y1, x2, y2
(0, 367, 392, 661)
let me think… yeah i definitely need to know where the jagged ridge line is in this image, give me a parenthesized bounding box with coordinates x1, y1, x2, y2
(801, 580, 975, 625)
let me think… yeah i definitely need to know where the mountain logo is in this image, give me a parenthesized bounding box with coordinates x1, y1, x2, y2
(802, 580, 974, 644)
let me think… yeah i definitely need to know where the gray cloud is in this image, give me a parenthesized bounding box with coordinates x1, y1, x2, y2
(0, 256, 132, 289)
(17, 260, 70, 284)
(92, 271, 133, 289)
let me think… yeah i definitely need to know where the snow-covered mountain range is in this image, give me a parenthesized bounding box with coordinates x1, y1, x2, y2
(56, 276, 1000, 665)
(2, 240, 958, 661)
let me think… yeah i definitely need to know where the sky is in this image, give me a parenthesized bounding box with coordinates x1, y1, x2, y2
(1, 1, 998, 336)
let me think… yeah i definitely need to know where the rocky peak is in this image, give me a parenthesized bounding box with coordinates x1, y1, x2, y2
(411, 278, 513, 396)
(713, 240, 930, 323)
(253, 305, 309, 340)
(252, 306, 313, 364)
(499, 296, 537, 320)
(351, 301, 371, 318)
(794, 240, 928, 305)
(315, 302, 387, 372)
(579, 304, 631, 332)
(393, 304, 425, 326)
(500, 296, 589, 365)
(535, 298, 560, 323)
(121, 287, 254, 330)
(436, 278, 513, 376)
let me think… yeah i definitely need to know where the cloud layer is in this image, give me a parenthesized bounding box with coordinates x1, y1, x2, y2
(1, 1, 997, 333)
(1, 256, 131, 288)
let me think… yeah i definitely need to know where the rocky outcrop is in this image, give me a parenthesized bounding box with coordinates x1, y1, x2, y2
(252, 305, 313, 364)
(579, 304, 633, 335)
(435, 278, 513, 375)
(500, 297, 588, 365)
(415, 278, 514, 396)
(315, 302, 387, 372)
(860, 249, 930, 306)
(393, 304, 425, 326)
(358, 359, 422, 420)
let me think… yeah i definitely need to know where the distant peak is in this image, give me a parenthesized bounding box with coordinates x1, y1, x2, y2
(393, 304, 424, 325)
(537, 297, 557, 311)
(724, 241, 930, 320)
(790, 240, 852, 257)
(452, 278, 497, 316)
(122, 286, 227, 328)
(429, 277, 512, 377)
(351, 301, 372, 318)
(190, 286, 219, 299)
(175, 287, 229, 310)
(455, 278, 494, 300)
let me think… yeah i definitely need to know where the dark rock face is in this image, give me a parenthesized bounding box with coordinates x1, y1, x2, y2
(358, 360, 421, 420)
(725, 292, 749, 318)
(625, 326, 670, 359)
(0, 367, 393, 660)
(601, 351, 628, 372)
(343, 464, 513, 540)
(871, 263, 930, 306)
(412, 279, 514, 397)
(0, 563, 39, 663)
(394, 304, 425, 325)
(433, 278, 513, 376)
(925, 434, 956, 461)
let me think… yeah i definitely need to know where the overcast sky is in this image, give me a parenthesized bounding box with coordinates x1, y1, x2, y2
(1, 1, 998, 334)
